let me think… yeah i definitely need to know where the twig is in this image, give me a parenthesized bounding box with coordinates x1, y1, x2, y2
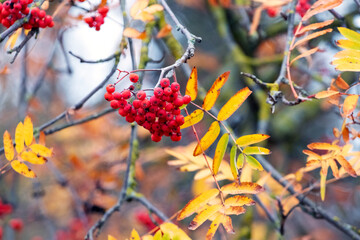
(18, 37, 28, 118)
(69, 51, 121, 64)
(253, 195, 280, 232)
(8, 29, 36, 64)
(59, 30, 72, 74)
(85, 124, 137, 240)
(129, 195, 168, 222)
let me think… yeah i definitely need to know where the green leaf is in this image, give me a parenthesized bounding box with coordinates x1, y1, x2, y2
(230, 145, 238, 179)
(237, 153, 245, 169)
(213, 133, 229, 175)
(243, 146, 271, 155)
(245, 155, 263, 171)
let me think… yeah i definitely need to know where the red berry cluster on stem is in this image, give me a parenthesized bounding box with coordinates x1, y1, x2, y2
(105, 74, 191, 142)
(296, 0, 310, 17)
(84, 6, 108, 31)
(0, 0, 53, 29)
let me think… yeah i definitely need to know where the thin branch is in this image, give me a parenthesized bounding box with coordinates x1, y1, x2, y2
(8, 29, 36, 64)
(69, 51, 120, 64)
(253, 195, 280, 232)
(59, 30, 72, 74)
(85, 124, 137, 240)
(129, 195, 168, 222)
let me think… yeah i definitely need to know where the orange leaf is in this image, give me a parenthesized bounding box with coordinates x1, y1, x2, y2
(29, 144, 53, 157)
(336, 155, 357, 177)
(314, 90, 339, 99)
(235, 134, 270, 147)
(206, 214, 223, 240)
(3, 131, 14, 161)
(307, 142, 340, 151)
(134, 11, 155, 22)
(177, 188, 220, 220)
(335, 75, 349, 90)
(224, 206, 246, 215)
(221, 182, 264, 195)
(21, 151, 47, 165)
(23, 116, 33, 146)
(298, 19, 334, 35)
(130, 0, 149, 18)
(123, 28, 146, 39)
(213, 133, 229, 175)
(188, 204, 222, 230)
(217, 87, 252, 121)
(185, 67, 198, 101)
(290, 47, 319, 66)
(303, 0, 343, 21)
(15, 122, 24, 153)
(181, 109, 204, 129)
(303, 149, 321, 160)
(224, 195, 255, 207)
(193, 121, 220, 156)
(292, 29, 333, 49)
(202, 71, 230, 111)
(343, 95, 358, 116)
(11, 159, 36, 178)
(329, 158, 339, 178)
(156, 24, 172, 38)
(221, 216, 234, 233)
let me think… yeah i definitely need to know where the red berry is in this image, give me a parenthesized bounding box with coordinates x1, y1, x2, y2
(110, 100, 119, 109)
(150, 96, 160, 106)
(133, 99, 141, 109)
(157, 109, 166, 118)
(154, 87, 163, 98)
(145, 112, 155, 122)
(129, 73, 139, 83)
(31, 7, 39, 16)
(104, 92, 113, 101)
(171, 132, 182, 142)
(121, 90, 131, 99)
(151, 134, 162, 142)
(183, 95, 191, 104)
(9, 218, 23, 232)
(118, 108, 127, 117)
(125, 115, 135, 123)
(170, 82, 180, 92)
(98, 6, 109, 16)
(124, 104, 132, 113)
(106, 84, 115, 93)
(165, 103, 174, 112)
(163, 87, 172, 96)
(141, 99, 151, 109)
(160, 78, 170, 88)
(118, 100, 127, 108)
(113, 92, 122, 100)
(137, 91, 146, 100)
(128, 85, 135, 91)
(172, 108, 181, 115)
(267, 7, 278, 18)
(149, 105, 158, 113)
(38, 9, 45, 18)
(175, 115, 184, 125)
(173, 97, 183, 107)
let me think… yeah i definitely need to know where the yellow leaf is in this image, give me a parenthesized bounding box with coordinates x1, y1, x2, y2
(224, 206, 246, 215)
(336, 155, 357, 177)
(217, 87, 252, 121)
(153, 230, 162, 240)
(11, 159, 36, 178)
(229, 145, 238, 179)
(142, 235, 154, 240)
(338, 27, 360, 44)
(134, 10, 154, 22)
(160, 223, 191, 240)
(24, 116, 33, 146)
(4, 28, 21, 50)
(202, 71, 230, 111)
(243, 146, 271, 155)
(15, 122, 25, 153)
(213, 133, 229, 175)
(237, 153, 245, 168)
(336, 39, 360, 51)
(303, 0, 343, 21)
(292, 29, 333, 49)
(206, 214, 223, 240)
(130, 229, 140, 240)
(185, 67, 198, 101)
(320, 168, 327, 201)
(245, 155, 263, 171)
(130, 0, 149, 17)
(334, 63, 360, 72)
(221, 216, 234, 233)
(177, 188, 219, 220)
(224, 195, 255, 207)
(298, 19, 334, 35)
(189, 204, 222, 230)
(21, 151, 47, 165)
(108, 235, 117, 240)
(314, 90, 339, 99)
(123, 28, 146, 39)
(3, 131, 14, 161)
(156, 24, 172, 38)
(333, 49, 360, 59)
(181, 109, 204, 129)
(307, 142, 340, 151)
(290, 47, 319, 66)
(343, 95, 358, 116)
(193, 121, 220, 156)
(221, 182, 264, 195)
(29, 144, 53, 157)
(235, 134, 270, 147)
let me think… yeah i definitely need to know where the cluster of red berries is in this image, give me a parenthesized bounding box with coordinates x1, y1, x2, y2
(84, 6, 108, 31)
(296, 0, 310, 17)
(104, 73, 191, 142)
(0, 0, 54, 29)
